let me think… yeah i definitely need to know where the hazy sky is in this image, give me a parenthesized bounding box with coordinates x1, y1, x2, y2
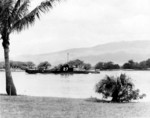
(0, 0, 150, 57)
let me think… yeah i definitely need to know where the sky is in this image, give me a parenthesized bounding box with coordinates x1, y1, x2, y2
(0, 0, 150, 57)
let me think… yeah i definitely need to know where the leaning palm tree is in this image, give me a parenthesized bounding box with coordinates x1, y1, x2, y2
(0, 0, 59, 95)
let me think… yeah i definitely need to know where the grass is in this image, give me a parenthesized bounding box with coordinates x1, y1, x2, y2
(0, 95, 150, 118)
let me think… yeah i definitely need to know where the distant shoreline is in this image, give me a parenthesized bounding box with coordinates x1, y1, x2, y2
(0, 69, 150, 72)
(0, 69, 24, 72)
(100, 69, 150, 71)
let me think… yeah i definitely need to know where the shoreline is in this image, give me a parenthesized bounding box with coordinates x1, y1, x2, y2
(0, 95, 150, 118)
(0, 69, 24, 72)
(1, 69, 150, 72)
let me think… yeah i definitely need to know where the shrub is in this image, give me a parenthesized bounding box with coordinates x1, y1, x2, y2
(95, 74, 146, 102)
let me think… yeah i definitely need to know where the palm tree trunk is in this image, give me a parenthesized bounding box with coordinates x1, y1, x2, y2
(2, 34, 17, 96)
(111, 88, 119, 102)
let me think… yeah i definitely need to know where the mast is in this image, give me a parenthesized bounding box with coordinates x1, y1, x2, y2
(67, 53, 69, 63)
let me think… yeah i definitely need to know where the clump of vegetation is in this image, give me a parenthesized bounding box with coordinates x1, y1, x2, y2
(95, 61, 120, 70)
(37, 61, 51, 70)
(95, 74, 146, 102)
(122, 59, 150, 70)
(0, 61, 36, 70)
(67, 59, 92, 70)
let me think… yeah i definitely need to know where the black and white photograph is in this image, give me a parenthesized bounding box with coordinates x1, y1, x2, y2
(0, 0, 150, 117)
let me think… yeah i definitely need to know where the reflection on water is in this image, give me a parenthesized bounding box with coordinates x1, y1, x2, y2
(0, 71, 150, 102)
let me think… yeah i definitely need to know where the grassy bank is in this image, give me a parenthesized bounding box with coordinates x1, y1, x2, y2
(0, 95, 150, 118)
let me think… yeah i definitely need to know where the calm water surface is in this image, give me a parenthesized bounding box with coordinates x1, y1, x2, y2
(0, 71, 150, 102)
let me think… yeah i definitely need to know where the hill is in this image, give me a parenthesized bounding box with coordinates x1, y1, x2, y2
(5, 40, 150, 66)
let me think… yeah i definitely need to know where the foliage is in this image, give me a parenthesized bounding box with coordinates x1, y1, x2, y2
(0, 61, 35, 70)
(67, 59, 91, 70)
(67, 59, 84, 68)
(95, 58, 150, 70)
(0, 0, 59, 35)
(95, 74, 146, 102)
(83, 63, 91, 70)
(95, 61, 120, 70)
(122, 59, 150, 70)
(26, 61, 35, 69)
(37, 61, 51, 70)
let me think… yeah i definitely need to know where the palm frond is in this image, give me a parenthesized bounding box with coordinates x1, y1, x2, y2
(0, 0, 14, 19)
(11, 0, 22, 16)
(95, 75, 116, 94)
(0, 0, 14, 33)
(0, 0, 13, 9)
(11, 0, 58, 32)
(10, 0, 30, 26)
(119, 74, 134, 87)
(11, 0, 30, 20)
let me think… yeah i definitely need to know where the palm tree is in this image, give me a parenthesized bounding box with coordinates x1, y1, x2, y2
(95, 74, 146, 102)
(0, 0, 59, 95)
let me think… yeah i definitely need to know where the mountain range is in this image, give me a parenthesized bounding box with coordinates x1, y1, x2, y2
(4, 40, 150, 66)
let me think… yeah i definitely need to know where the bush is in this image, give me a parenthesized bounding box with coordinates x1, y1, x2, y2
(95, 74, 146, 102)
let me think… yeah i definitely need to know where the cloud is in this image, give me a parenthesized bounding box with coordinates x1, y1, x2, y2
(1, 0, 150, 57)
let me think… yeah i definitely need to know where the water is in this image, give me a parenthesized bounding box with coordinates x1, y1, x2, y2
(0, 71, 150, 102)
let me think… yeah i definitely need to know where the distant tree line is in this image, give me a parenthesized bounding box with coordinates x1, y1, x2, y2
(1, 58, 150, 71)
(95, 61, 120, 70)
(122, 59, 150, 70)
(0, 61, 52, 71)
(0, 61, 35, 70)
(95, 58, 150, 70)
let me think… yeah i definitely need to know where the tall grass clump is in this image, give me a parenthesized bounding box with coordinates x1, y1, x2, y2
(95, 74, 146, 102)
